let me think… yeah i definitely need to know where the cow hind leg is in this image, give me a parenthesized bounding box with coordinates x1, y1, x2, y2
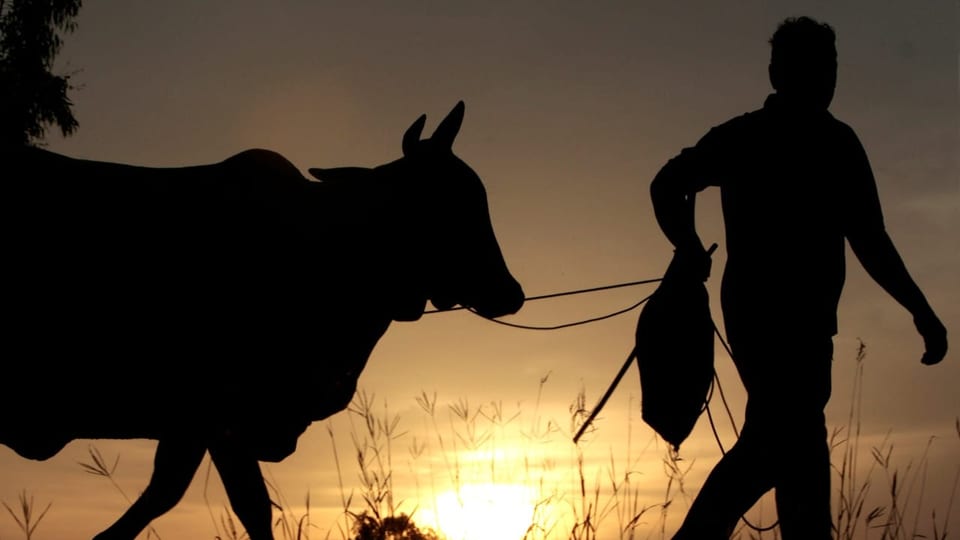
(209, 443, 273, 540)
(93, 439, 206, 540)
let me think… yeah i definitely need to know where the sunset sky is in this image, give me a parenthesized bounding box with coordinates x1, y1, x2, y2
(2, 2, 957, 539)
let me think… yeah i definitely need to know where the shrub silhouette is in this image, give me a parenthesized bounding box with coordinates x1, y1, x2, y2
(352, 511, 440, 540)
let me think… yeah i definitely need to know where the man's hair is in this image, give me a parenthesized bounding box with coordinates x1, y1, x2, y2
(769, 16, 836, 65)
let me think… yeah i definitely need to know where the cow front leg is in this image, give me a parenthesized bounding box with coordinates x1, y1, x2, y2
(209, 443, 273, 540)
(93, 438, 206, 540)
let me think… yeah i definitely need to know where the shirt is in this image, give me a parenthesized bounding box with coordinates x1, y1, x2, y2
(659, 93, 886, 338)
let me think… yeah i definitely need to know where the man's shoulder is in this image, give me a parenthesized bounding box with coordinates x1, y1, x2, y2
(827, 115, 861, 140)
(695, 108, 765, 148)
(721, 109, 762, 130)
(708, 105, 860, 140)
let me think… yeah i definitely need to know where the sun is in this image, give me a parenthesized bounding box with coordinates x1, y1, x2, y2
(427, 482, 537, 540)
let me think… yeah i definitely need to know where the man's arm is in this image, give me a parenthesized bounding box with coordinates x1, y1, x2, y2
(848, 230, 947, 365)
(650, 148, 712, 280)
(844, 133, 947, 365)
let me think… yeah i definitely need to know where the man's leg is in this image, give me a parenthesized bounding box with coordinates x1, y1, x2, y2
(673, 335, 780, 539)
(774, 421, 832, 539)
(673, 334, 833, 540)
(770, 338, 834, 540)
(672, 421, 776, 539)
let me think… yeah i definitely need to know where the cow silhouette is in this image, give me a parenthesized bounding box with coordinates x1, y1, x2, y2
(0, 101, 525, 540)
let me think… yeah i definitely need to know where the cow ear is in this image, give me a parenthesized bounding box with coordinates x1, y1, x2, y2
(402, 114, 427, 156)
(431, 101, 464, 150)
(308, 167, 371, 183)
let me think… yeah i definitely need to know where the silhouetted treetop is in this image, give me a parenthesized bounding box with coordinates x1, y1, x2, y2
(0, 0, 81, 146)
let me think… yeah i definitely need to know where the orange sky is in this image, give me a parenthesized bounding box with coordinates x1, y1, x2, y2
(2, 2, 957, 539)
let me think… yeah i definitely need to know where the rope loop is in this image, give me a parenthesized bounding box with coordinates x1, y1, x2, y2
(432, 273, 778, 534)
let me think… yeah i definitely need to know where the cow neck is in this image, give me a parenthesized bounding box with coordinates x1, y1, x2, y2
(317, 159, 428, 322)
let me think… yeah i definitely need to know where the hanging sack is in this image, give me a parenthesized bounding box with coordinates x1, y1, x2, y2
(635, 245, 716, 450)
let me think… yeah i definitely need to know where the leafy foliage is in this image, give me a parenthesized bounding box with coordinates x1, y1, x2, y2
(351, 511, 440, 540)
(0, 0, 81, 146)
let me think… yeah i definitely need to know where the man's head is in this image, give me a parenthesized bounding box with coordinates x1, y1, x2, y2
(768, 16, 837, 111)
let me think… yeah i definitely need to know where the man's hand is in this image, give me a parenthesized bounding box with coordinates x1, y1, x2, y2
(672, 243, 717, 283)
(914, 312, 947, 365)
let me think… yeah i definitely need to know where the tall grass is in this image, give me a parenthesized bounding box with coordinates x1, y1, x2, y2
(4, 343, 957, 539)
(1, 490, 51, 540)
(274, 342, 959, 540)
(317, 375, 699, 540)
(829, 341, 959, 540)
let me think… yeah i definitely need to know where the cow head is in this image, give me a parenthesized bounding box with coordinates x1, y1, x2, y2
(310, 102, 524, 321)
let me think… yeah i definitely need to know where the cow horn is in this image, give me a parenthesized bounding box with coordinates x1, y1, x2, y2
(402, 114, 427, 156)
(431, 101, 465, 150)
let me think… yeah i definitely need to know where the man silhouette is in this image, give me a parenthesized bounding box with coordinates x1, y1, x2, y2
(649, 16, 948, 539)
